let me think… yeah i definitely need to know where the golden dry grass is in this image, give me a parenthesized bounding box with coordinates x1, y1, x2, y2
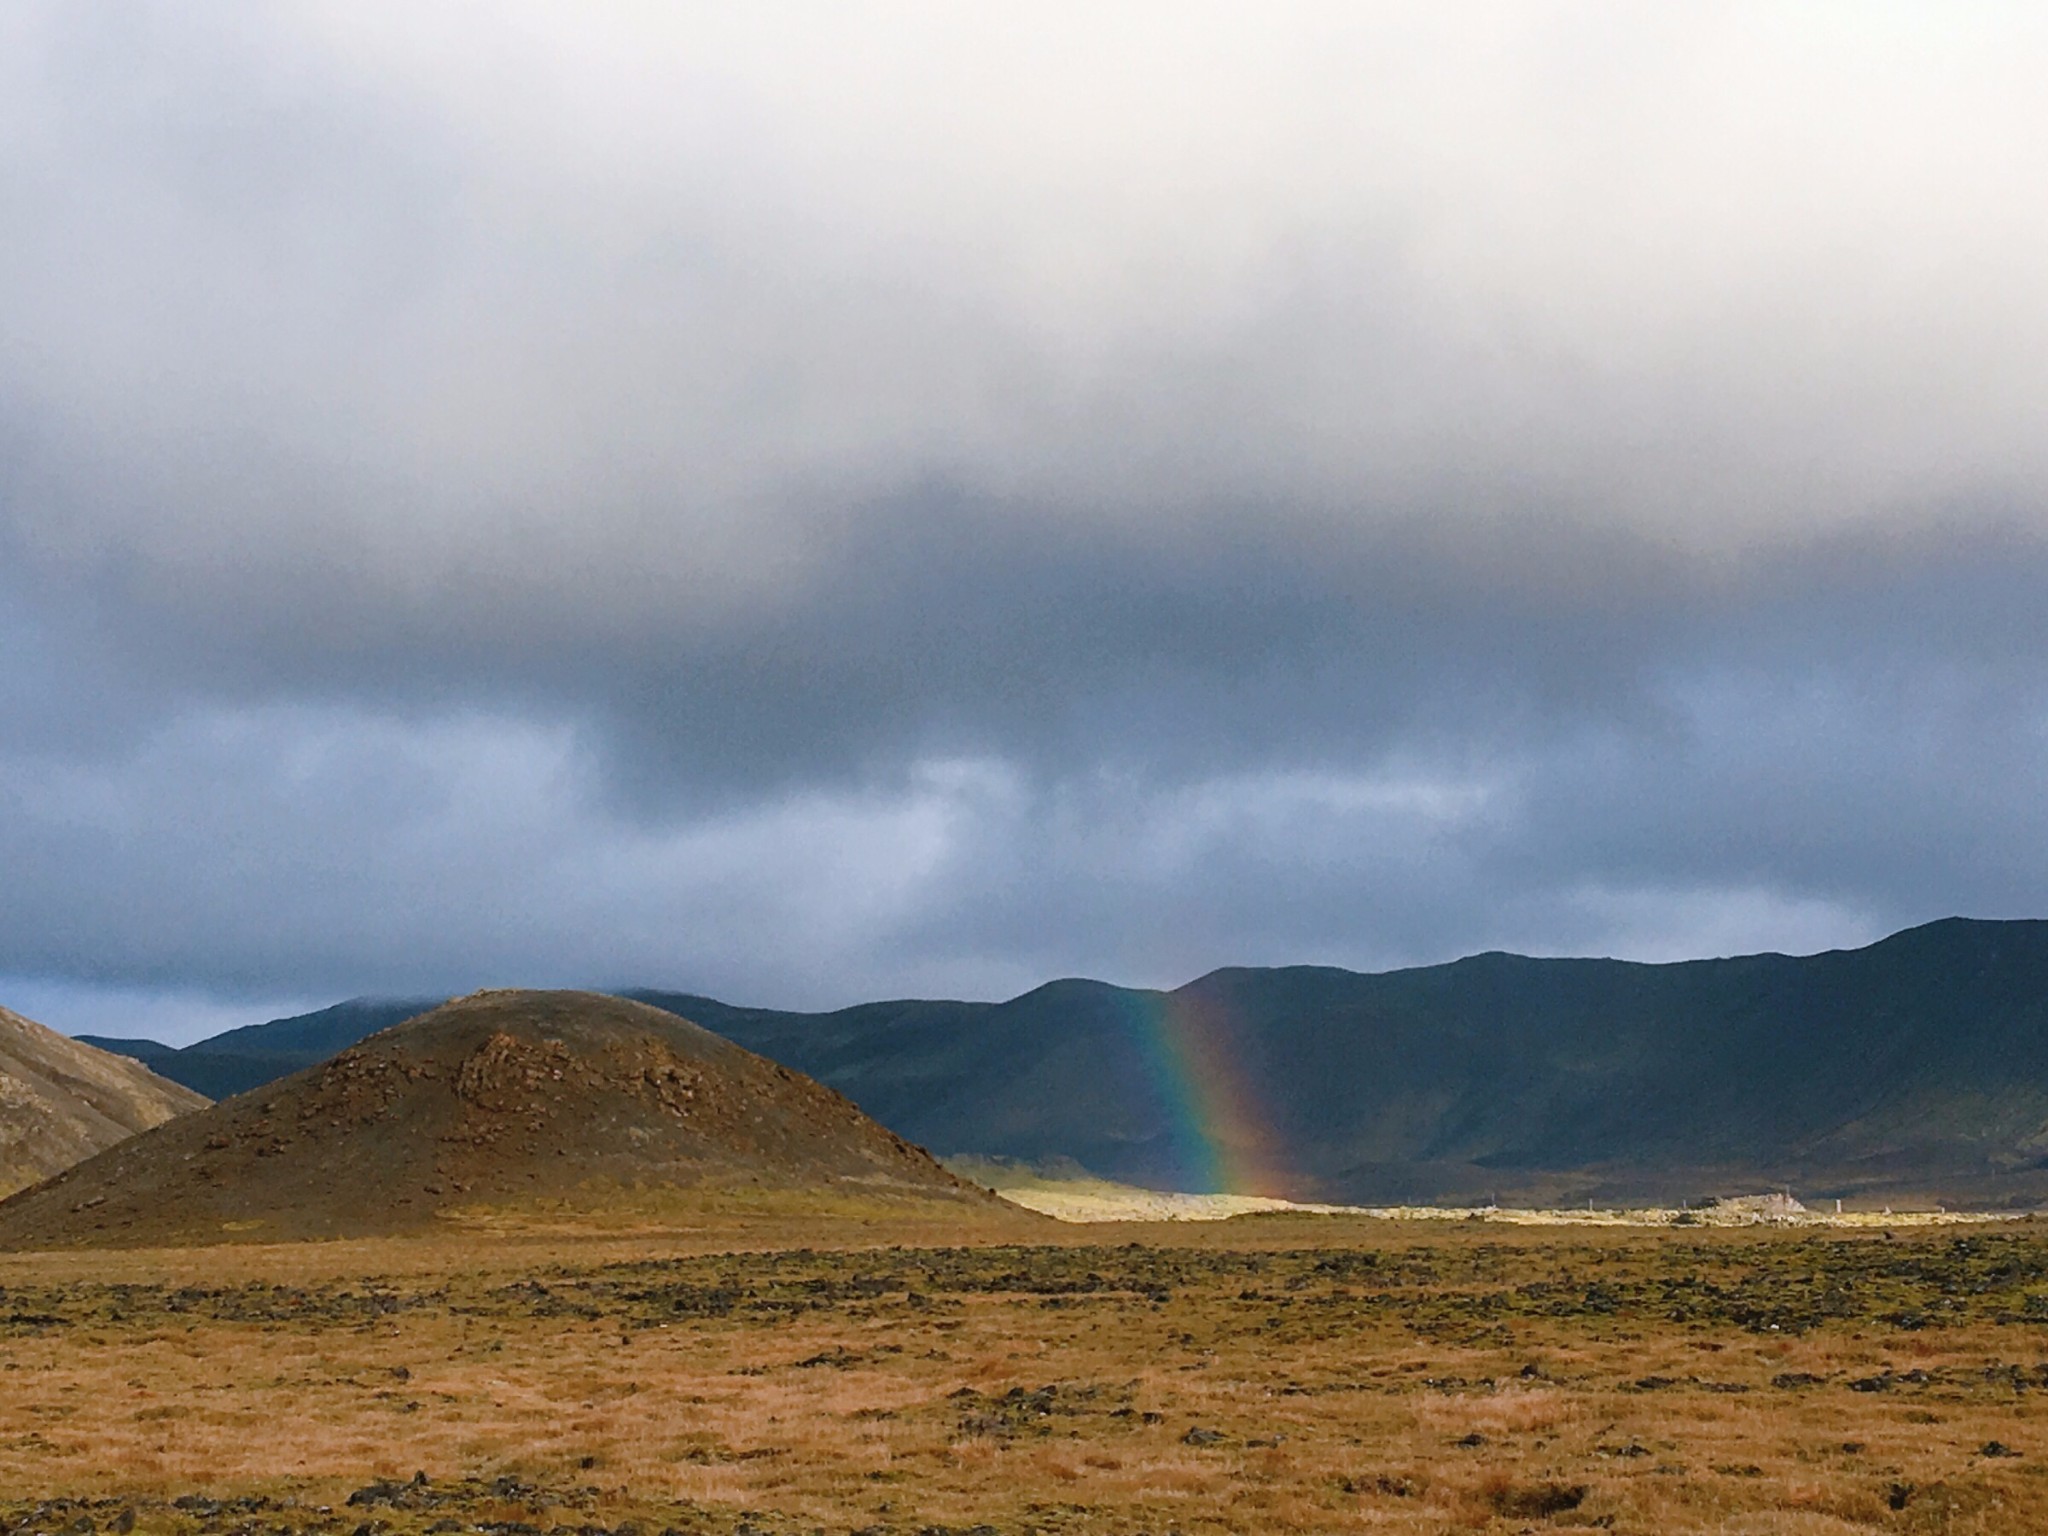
(1, 1213, 2045, 1533)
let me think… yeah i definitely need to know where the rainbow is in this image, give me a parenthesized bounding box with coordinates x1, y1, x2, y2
(1120, 986, 1295, 1198)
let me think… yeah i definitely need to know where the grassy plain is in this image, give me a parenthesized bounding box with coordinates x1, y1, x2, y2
(3, 1211, 2048, 1534)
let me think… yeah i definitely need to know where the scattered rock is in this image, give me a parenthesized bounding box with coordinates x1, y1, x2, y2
(1490, 1482, 1587, 1519)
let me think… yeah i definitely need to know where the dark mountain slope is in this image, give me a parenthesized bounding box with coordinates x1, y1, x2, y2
(80, 998, 438, 1100)
(665, 919, 2048, 1205)
(74, 918, 2048, 1206)
(624, 978, 1222, 1191)
(3, 990, 1002, 1247)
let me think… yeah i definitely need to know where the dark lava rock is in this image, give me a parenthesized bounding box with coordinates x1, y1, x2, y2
(1490, 1482, 1588, 1519)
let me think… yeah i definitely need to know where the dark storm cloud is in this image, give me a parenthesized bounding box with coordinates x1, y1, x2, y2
(4, 4, 2048, 1032)
(58, 490, 1696, 796)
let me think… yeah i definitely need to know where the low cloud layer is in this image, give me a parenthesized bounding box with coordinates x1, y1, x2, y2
(5, 4, 2048, 1040)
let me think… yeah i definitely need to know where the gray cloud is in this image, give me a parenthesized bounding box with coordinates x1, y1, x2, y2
(5, 4, 2048, 1036)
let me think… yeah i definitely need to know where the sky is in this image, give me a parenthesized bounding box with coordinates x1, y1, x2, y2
(6, 4, 2048, 1045)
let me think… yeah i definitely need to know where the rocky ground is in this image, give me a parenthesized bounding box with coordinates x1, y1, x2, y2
(2, 1216, 2048, 1531)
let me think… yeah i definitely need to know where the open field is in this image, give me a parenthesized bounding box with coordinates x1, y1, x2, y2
(4, 1214, 2048, 1533)
(955, 1165, 2028, 1229)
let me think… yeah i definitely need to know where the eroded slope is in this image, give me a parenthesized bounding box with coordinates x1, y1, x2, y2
(0, 1006, 208, 1197)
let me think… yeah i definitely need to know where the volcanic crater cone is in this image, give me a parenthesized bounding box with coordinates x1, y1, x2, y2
(0, 990, 1001, 1246)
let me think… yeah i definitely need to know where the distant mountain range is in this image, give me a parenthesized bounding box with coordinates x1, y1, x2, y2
(79, 918, 2048, 1207)
(84, 998, 416, 1102)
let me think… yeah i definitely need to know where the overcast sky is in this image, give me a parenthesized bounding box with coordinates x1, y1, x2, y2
(7, 3, 2048, 1044)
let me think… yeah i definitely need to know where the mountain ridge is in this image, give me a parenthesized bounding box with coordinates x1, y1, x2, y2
(71, 917, 2048, 1207)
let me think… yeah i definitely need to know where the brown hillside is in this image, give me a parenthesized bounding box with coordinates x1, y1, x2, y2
(0, 1005, 208, 1197)
(0, 989, 1004, 1246)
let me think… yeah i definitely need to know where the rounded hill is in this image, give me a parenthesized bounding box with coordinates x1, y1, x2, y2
(0, 990, 1003, 1246)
